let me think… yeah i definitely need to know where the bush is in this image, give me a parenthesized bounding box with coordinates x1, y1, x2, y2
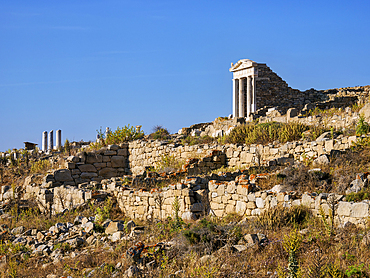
(224, 122, 324, 145)
(151, 126, 170, 140)
(91, 125, 144, 149)
(257, 205, 311, 230)
(356, 115, 370, 136)
(30, 159, 52, 173)
(156, 154, 184, 173)
(181, 135, 215, 146)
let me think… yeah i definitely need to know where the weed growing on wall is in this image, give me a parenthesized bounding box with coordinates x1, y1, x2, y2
(90, 124, 144, 149)
(150, 125, 170, 140)
(156, 154, 184, 173)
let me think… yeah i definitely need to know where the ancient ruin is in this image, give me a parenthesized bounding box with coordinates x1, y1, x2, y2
(230, 58, 341, 118)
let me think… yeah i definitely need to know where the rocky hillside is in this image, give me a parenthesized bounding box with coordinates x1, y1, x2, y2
(2, 90, 370, 277)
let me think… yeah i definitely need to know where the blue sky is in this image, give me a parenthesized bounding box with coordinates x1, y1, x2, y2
(1, 0, 370, 151)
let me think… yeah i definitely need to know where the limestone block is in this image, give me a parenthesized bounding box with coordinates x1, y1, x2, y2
(247, 201, 256, 209)
(213, 210, 224, 217)
(232, 194, 239, 201)
(302, 193, 313, 207)
(251, 209, 261, 216)
(117, 148, 128, 156)
(229, 158, 238, 166)
(261, 192, 268, 200)
(236, 201, 247, 215)
(292, 200, 301, 206)
(210, 202, 219, 210)
(237, 185, 247, 195)
(325, 140, 334, 153)
(351, 203, 369, 218)
(348, 136, 357, 146)
(94, 162, 106, 168)
(80, 172, 98, 179)
(321, 203, 330, 215)
(226, 182, 236, 194)
(277, 193, 285, 202)
(255, 198, 265, 208)
(65, 162, 75, 169)
(54, 169, 73, 182)
(247, 193, 255, 202)
(208, 181, 219, 192)
(98, 168, 118, 178)
(105, 222, 124, 234)
(337, 201, 351, 217)
(240, 152, 254, 163)
(103, 156, 111, 162)
(104, 150, 117, 156)
(221, 195, 229, 203)
(86, 154, 102, 164)
(225, 204, 235, 214)
(217, 184, 225, 196)
(78, 164, 97, 172)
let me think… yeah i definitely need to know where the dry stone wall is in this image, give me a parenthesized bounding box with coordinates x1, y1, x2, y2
(51, 134, 359, 183)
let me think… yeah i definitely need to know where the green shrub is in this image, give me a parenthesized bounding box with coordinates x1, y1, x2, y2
(224, 122, 323, 145)
(346, 189, 370, 202)
(182, 135, 215, 146)
(91, 124, 144, 149)
(356, 115, 370, 136)
(257, 205, 311, 230)
(151, 126, 170, 140)
(30, 159, 52, 173)
(156, 154, 184, 173)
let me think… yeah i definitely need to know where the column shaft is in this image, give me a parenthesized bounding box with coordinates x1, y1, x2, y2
(239, 78, 245, 117)
(246, 76, 252, 117)
(56, 130, 62, 149)
(252, 75, 256, 112)
(42, 131, 48, 152)
(232, 79, 239, 117)
(48, 130, 53, 152)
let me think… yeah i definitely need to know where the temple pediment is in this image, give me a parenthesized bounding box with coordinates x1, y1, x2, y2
(229, 59, 257, 72)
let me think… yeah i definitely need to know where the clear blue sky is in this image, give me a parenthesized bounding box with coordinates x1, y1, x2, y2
(1, 0, 370, 152)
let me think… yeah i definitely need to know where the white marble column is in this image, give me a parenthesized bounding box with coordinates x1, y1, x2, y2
(42, 131, 48, 152)
(252, 75, 256, 113)
(48, 130, 53, 152)
(238, 78, 245, 117)
(56, 130, 62, 149)
(232, 78, 239, 117)
(246, 76, 252, 117)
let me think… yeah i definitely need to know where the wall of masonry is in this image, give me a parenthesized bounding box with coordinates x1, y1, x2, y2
(23, 170, 369, 226)
(51, 134, 360, 185)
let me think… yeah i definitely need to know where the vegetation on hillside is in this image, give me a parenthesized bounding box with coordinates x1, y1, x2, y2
(223, 121, 327, 145)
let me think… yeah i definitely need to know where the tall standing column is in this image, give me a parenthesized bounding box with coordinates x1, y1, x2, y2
(252, 75, 256, 113)
(232, 79, 239, 117)
(56, 130, 62, 150)
(238, 78, 245, 117)
(48, 130, 53, 152)
(42, 131, 48, 152)
(246, 76, 252, 117)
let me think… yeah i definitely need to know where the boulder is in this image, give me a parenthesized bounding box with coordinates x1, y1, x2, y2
(181, 211, 197, 221)
(313, 154, 329, 166)
(359, 103, 370, 122)
(105, 221, 124, 234)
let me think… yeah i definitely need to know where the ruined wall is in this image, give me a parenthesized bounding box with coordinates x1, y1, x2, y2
(255, 64, 328, 113)
(52, 134, 359, 183)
